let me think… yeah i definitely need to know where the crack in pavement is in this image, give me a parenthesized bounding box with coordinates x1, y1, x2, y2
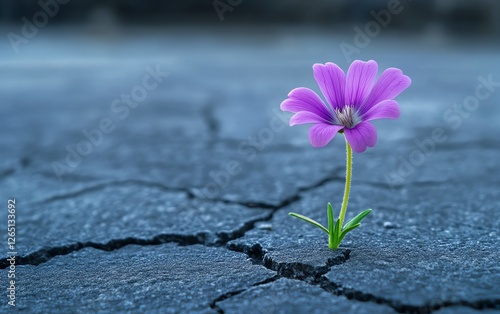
(5, 172, 499, 312)
(206, 242, 351, 313)
(31, 166, 346, 209)
(0, 233, 207, 269)
(227, 243, 351, 282)
(18, 170, 446, 211)
(0, 208, 276, 269)
(30, 177, 297, 210)
(29, 164, 423, 211)
(318, 277, 500, 314)
(225, 242, 500, 314)
(6, 167, 394, 269)
(32, 179, 196, 205)
(2, 170, 343, 268)
(209, 275, 281, 314)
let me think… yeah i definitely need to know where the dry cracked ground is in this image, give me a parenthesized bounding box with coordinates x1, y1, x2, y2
(1, 27, 499, 313)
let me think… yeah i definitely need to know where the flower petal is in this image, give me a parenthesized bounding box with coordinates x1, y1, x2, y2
(313, 62, 345, 110)
(308, 124, 344, 148)
(361, 68, 411, 114)
(345, 60, 378, 109)
(362, 99, 400, 121)
(290, 111, 327, 126)
(280, 87, 332, 121)
(344, 122, 377, 153)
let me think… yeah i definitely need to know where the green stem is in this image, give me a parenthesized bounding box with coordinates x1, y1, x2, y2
(337, 136, 352, 235)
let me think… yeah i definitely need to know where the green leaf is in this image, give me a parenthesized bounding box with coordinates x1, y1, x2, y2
(327, 203, 336, 249)
(289, 212, 329, 234)
(343, 209, 372, 230)
(327, 203, 335, 236)
(339, 223, 361, 243)
(333, 218, 341, 244)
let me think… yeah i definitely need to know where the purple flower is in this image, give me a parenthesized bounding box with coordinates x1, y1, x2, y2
(280, 60, 411, 153)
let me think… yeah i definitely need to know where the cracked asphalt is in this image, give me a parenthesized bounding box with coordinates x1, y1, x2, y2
(1, 26, 499, 313)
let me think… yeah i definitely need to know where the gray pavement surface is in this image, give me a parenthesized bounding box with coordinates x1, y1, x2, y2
(0, 26, 499, 313)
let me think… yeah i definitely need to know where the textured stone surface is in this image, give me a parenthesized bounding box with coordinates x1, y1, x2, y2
(325, 236, 499, 310)
(434, 307, 500, 314)
(230, 179, 500, 311)
(217, 278, 396, 314)
(1, 25, 499, 313)
(0, 244, 274, 313)
(0, 182, 271, 264)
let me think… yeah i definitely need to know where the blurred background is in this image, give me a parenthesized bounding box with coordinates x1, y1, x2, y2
(1, 0, 499, 200)
(1, 0, 500, 34)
